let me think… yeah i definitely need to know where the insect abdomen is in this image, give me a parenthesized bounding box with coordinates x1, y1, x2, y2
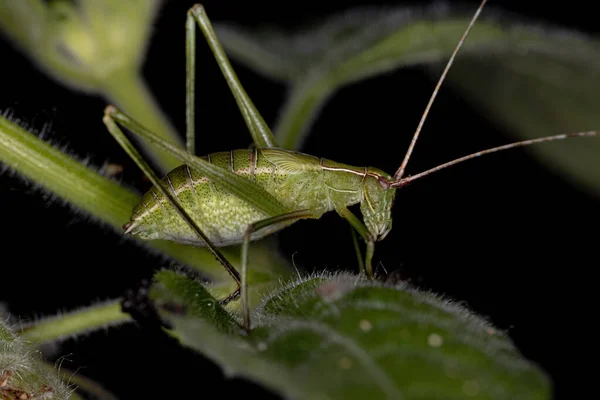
(127, 150, 264, 246)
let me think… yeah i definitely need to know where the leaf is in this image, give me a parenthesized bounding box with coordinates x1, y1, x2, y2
(151, 270, 551, 399)
(215, 6, 600, 194)
(446, 53, 600, 195)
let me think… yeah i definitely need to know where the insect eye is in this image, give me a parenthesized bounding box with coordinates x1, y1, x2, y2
(378, 177, 390, 190)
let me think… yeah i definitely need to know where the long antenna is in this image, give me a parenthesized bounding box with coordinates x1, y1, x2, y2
(394, 0, 488, 181)
(390, 131, 598, 188)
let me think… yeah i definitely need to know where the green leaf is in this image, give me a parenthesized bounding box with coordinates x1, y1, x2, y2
(0, 113, 292, 301)
(152, 270, 240, 333)
(216, 6, 600, 194)
(152, 270, 551, 399)
(1, 319, 75, 399)
(446, 54, 600, 195)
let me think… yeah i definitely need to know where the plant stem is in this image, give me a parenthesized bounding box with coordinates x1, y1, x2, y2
(0, 113, 139, 228)
(19, 300, 130, 345)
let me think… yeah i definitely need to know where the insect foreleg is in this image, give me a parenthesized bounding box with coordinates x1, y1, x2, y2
(337, 208, 375, 279)
(103, 108, 243, 304)
(187, 5, 279, 149)
(240, 209, 317, 330)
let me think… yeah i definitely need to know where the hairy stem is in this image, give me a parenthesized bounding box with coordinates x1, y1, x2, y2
(0, 113, 138, 228)
(19, 300, 130, 345)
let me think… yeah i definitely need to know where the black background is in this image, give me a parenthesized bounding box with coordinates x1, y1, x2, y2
(0, 0, 598, 398)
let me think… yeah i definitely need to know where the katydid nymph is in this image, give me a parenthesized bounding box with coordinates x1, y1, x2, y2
(102, 0, 598, 330)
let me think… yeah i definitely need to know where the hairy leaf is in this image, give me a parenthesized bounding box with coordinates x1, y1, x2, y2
(152, 270, 550, 399)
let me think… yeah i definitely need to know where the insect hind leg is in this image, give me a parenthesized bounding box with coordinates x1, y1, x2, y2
(103, 106, 243, 304)
(187, 4, 279, 149)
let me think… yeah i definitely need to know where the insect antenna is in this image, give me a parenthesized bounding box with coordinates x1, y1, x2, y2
(394, 0, 487, 181)
(390, 131, 598, 188)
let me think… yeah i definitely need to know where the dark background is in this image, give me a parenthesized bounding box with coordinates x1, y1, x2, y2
(0, 0, 597, 398)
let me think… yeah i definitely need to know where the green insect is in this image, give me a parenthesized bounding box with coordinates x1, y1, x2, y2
(102, 0, 597, 330)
